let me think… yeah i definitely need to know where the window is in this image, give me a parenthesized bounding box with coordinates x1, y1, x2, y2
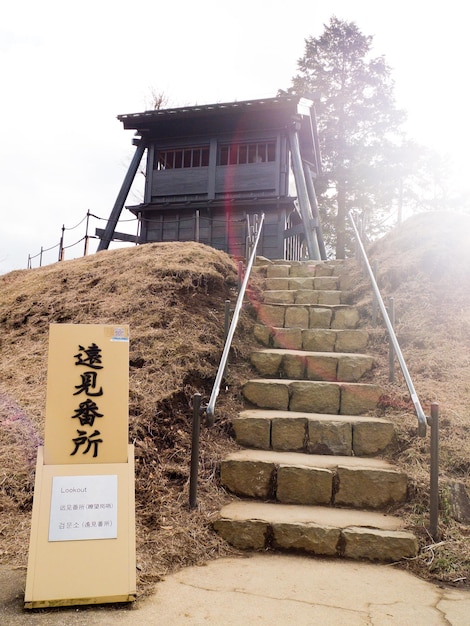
(156, 146, 210, 170)
(218, 141, 276, 166)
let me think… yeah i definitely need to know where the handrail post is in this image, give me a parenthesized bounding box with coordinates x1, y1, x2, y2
(238, 261, 243, 293)
(205, 213, 265, 426)
(189, 393, 202, 510)
(388, 297, 395, 383)
(372, 260, 379, 327)
(429, 402, 440, 540)
(224, 300, 231, 340)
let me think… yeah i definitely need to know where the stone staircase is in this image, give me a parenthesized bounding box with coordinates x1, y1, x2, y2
(213, 260, 418, 562)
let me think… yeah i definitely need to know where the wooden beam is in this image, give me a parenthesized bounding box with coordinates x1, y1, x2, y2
(95, 229, 139, 244)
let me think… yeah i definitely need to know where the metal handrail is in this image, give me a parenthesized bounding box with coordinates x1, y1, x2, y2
(205, 213, 265, 426)
(189, 213, 265, 509)
(348, 210, 427, 437)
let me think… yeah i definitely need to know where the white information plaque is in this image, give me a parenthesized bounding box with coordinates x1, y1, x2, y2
(49, 475, 118, 542)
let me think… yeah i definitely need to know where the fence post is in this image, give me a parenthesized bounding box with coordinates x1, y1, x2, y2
(189, 393, 202, 510)
(58, 226, 65, 262)
(83, 211, 90, 256)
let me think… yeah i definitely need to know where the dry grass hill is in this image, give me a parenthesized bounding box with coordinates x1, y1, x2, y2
(1, 212, 469, 595)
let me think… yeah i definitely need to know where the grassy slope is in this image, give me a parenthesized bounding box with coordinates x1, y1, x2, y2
(0, 242, 255, 592)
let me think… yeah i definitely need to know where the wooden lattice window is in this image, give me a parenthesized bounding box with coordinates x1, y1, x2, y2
(156, 146, 210, 170)
(218, 141, 276, 166)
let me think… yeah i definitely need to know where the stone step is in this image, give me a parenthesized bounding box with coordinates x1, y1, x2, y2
(266, 261, 344, 279)
(243, 378, 382, 415)
(250, 349, 374, 382)
(263, 289, 347, 306)
(213, 501, 418, 561)
(256, 303, 360, 330)
(220, 450, 407, 509)
(254, 325, 369, 353)
(232, 409, 395, 456)
(265, 276, 340, 291)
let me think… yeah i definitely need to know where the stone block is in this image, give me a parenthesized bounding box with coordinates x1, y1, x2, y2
(289, 277, 314, 290)
(282, 353, 306, 378)
(243, 380, 289, 410)
(289, 264, 316, 277)
(213, 519, 268, 550)
(257, 304, 285, 328)
(232, 416, 271, 449)
(335, 330, 369, 352)
(220, 460, 275, 498)
(263, 290, 295, 304)
(302, 329, 336, 352)
(305, 355, 338, 381)
(317, 291, 342, 305)
(253, 324, 272, 346)
(340, 383, 382, 415)
(294, 291, 319, 305)
(442, 481, 470, 524)
(331, 307, 359, 329)
(309, 308, 333, 329)
(285, 306, 309, 328)
(337, 354, 374, 382)
(289, 381, 341, 414)
(272, 523, 340, 556)
(266, 264, 290, 278)
(313, 276, 339, 290)
(271, 417, 307, 451)
(272, 328, 302, 350)
(307, 420, 353, 455)
(353, 420, 395, 456)
(276, 465, 333, 505)
(314, 264, 334, 277)
(250, 351, 283, 376)
(265, 278, 290, 290)
(342, 527, 418, 561)
(335, 466, 407, 508)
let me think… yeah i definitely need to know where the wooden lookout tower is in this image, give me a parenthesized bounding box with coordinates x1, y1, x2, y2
(97, 95, 326, 260)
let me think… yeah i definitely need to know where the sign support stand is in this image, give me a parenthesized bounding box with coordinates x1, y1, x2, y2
(25, 324, 136, 608)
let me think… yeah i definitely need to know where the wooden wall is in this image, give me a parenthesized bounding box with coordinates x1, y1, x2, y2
(140, 207, 289, 259)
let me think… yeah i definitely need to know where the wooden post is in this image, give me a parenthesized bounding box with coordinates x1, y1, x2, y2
(83, 210, 90, 256)
(59, 226, 65, 262)
(97, 140, 146, 251)
(302, 161, 327, 260)
(288, 126, 320, 260)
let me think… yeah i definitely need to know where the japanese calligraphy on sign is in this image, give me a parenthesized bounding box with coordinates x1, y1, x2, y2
(44, 324, 129, 465)
(71, 343, 105, 458)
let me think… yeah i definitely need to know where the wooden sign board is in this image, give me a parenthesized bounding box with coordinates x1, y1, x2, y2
(43, 324, 130, 465)
(25, 324, 136, 608)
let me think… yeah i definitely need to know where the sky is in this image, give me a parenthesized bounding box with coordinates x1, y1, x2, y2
(1, 0, 468, 273)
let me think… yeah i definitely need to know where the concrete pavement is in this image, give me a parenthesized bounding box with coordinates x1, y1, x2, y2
(2, 554, 470, 625)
